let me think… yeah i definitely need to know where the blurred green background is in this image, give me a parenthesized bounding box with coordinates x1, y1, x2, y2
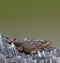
(0, 0, 60, 47)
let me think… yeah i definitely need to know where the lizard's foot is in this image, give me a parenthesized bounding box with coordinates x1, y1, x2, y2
(30, 50, 37, 55)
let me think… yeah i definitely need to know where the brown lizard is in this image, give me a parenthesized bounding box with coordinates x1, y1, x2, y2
(9, 38, 52, 55)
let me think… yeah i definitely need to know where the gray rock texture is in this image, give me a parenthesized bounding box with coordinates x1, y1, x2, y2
(0, 34, 60, 63)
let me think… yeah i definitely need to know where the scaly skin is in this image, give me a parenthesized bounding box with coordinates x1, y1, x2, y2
(9, 38, 52, 55)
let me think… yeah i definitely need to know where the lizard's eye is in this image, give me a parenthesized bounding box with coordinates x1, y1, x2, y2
(42, 41, 47, 44)
(44, 41, 47, 43)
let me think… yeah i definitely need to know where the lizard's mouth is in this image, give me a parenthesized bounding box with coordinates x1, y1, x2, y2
(46, 41, 52, 45)
(42, 40, 52, 47)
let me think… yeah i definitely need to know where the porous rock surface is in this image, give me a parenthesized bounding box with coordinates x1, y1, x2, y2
(0, 34, 60, 63)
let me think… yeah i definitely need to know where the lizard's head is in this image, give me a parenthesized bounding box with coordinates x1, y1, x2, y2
(42, 40, 52, 47)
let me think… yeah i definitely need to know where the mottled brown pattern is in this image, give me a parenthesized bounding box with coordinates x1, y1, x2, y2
(9, 38, 52, 55)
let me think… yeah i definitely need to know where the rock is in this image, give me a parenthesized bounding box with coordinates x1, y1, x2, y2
(0, 54, 6, 63)
(0, 34, 60, 63)
(56, 57, 60, 63)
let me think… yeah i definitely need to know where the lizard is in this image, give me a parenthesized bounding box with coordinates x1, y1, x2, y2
(9, 38, 52, 55)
